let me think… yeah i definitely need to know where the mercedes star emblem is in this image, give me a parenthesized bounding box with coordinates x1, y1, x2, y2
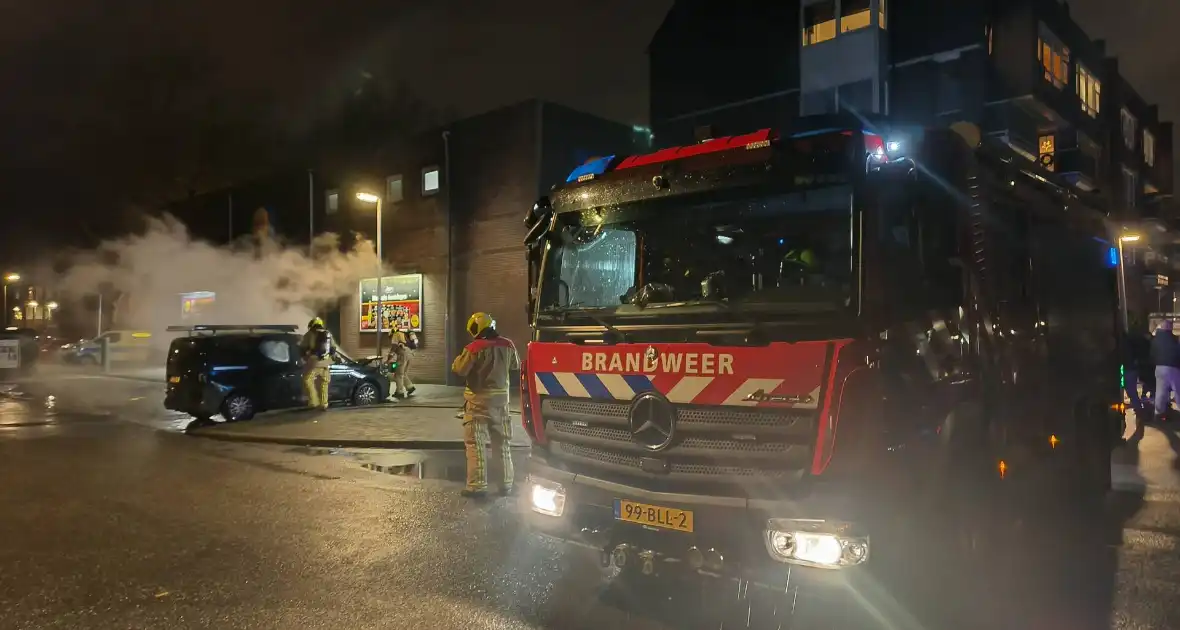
(629, 392, 676, 451)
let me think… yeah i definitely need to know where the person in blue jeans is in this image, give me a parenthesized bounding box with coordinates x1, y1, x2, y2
(1149, 319, 1180, 422)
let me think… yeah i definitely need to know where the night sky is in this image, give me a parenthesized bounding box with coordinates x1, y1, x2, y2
(0, 0, 1173, 262)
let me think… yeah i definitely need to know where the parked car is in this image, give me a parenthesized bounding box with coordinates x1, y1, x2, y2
(60, 329, 156, 365)
(163, 324, 389, 422)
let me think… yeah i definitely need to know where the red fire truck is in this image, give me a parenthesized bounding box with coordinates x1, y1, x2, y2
(519, 118, 1122, 625)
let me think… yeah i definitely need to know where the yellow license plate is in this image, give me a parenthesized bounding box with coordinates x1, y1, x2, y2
(615, 499, 694, 533)
(168, 376, 181, 383)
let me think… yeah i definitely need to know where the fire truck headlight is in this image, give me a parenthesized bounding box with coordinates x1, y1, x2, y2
(529, 478, 566, 517)
(764, 519, 869, 568)
(886, 140, 902, 153)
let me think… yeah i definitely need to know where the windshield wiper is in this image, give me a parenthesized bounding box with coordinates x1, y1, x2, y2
(559, 306, 628, 343)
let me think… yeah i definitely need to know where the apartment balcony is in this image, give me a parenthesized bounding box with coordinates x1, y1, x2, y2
(982, 101, 1040, 161)
(1053, 148, 1099, 191)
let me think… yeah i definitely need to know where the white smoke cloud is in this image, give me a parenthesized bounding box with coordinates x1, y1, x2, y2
(53, 215, 382, 336)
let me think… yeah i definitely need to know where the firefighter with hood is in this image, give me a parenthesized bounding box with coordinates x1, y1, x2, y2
(388, 327, 417, 398)
(300, 317, 334, 410)
(451, 312, 519, 498)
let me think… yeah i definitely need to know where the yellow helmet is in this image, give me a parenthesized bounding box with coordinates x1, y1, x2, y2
(783, 248, 816, 268)
(308, 317, 325, 330)
(466, 312, 495, 337)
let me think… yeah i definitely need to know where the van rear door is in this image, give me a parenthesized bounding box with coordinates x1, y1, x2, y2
(166, 338, 204, 384)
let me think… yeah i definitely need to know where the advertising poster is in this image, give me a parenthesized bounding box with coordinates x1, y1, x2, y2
(359, 274, 423, 333)
(180, 291, 216, 321)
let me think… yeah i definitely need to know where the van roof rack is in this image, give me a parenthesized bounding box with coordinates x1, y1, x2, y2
(166, 324, 298, 336)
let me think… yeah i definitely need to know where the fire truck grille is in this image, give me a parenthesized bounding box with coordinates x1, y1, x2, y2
(539, 397, 815, 486)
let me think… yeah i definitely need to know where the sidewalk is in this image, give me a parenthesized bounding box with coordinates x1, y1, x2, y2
(189, 404, 531, 450)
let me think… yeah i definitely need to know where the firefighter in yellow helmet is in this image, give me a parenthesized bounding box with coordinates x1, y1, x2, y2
(780, 246, 818, 286)
(451, 312, 519, 498)
(300, 317, 334, 410)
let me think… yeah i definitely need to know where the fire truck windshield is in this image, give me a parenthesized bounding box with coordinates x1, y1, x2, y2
(538, 185, 857, 317)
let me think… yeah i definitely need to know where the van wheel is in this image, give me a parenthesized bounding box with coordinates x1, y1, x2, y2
(353, 381, 380, 406)
(221, 393, 255, 422)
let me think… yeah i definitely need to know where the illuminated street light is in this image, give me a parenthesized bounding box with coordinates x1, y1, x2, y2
(47, 302, 58, 310)
(11, 307, 19, 312)
(2, 273, 18, 327)
(356, 190, 386, 358)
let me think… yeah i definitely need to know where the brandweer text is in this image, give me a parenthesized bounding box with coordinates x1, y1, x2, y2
(581, 352, 735, 375)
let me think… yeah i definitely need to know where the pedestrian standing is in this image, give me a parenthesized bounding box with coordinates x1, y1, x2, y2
(451, 312, 518, 498)
(1149, 319, 1180, 422)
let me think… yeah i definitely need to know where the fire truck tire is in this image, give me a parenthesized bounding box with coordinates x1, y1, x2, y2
(1064, 397, 1112, 510)
(919, 402, 1021, 624)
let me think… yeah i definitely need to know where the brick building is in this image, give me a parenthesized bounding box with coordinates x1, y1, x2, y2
(326, 100, 643, 382)
(168, 100, 642, 383)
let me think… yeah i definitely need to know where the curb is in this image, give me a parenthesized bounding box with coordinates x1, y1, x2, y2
(187, 429, 531, 450)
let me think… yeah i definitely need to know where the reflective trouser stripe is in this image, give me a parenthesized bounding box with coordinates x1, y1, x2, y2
(463, 401, 513, 492)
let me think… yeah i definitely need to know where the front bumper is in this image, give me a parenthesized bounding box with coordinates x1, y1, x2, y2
(522, 459, 873, 591)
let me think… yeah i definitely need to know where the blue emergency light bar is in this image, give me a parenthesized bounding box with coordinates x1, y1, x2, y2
(565, 155, 616, 183)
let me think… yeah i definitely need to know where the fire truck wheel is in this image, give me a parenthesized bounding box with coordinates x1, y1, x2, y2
(1063, 397, 1112, 511)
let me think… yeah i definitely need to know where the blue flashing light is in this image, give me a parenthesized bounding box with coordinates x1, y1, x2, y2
(565, 155, 616, 183)
(790, 128, 848, 139)
(779, 238, 785, 245)
(1107, 246, 1119, 268)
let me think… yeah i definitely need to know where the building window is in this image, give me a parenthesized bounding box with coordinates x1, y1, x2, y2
(325, 189, 339, 215)
(1076, 64, 1100, 118)
(1038, 135, 1055, 172)
(802, 2, 836, 46)
(1121, 108, 1137, 150)
(1078, 132, 1101, 160)
(385, 175, 404, 203)
(1122, 166, 1138, 210)
(879, 0, 886, 29)
(1144, 129, 1156, 167)
(421, 166, 440, 195)
(841, 0, 871, 33)
(1037, 25, 1069, 89)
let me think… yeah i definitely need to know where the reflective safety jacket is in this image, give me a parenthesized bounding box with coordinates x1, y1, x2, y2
(451, 332, 519, 405)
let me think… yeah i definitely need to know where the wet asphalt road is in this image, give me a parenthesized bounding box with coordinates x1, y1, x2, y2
(4, 375, 1180, 629)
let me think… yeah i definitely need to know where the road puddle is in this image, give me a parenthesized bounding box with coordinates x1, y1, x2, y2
(350, 448, 531, 484)
(0, 387, 109, 427)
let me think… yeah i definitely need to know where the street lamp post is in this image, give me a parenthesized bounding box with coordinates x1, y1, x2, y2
(1118, 233, 1141, 333)
(356, 192, 385, 359)
(3, 273, 20, 327)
